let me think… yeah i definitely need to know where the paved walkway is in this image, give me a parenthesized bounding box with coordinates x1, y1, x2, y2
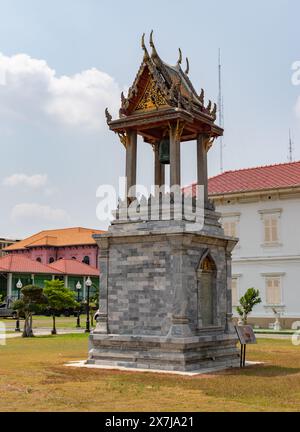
(255, 333, 294, 340)
(4, 328, 86, 338)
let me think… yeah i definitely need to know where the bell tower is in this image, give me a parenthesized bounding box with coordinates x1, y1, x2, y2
(105, 31, 221, 206)
(88, 33, 239, 372)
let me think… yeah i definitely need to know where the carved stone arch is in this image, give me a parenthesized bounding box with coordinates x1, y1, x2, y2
(197, 248, 217, 273)
(196, 249, 217, 328)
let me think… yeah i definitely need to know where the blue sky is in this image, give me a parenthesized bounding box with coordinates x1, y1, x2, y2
(0, 0, 299, 237)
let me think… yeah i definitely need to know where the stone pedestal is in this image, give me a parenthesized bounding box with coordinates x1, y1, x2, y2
(87, 209, 240, 372)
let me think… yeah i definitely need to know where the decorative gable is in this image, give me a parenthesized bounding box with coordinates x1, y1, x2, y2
(134, 78, 168, 112)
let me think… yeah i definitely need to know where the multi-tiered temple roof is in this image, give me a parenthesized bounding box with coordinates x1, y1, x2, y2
(106, 32, 222, 144)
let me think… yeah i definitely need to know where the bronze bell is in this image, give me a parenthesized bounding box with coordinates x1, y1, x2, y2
(159, 137, 170, 164)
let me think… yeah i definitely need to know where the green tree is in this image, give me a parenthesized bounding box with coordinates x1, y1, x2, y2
(236, 287, 262, 325)
(13, 285, 48, 337)
(43, 280, 77, 335)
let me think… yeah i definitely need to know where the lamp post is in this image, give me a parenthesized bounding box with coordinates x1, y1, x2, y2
(85, 277, 92, 333)
(76, 281, 82, 328)
(15, 279, 22, 332)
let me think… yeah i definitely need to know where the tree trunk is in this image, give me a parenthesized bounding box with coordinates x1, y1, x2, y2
(51, 314, 57, 335)
(22, 312, 34, 337)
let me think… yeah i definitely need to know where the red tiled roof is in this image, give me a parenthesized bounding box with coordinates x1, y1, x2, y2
(49, 259, 99, 277)
(206, 161, 300, 195)
(0, 255, 63, 274)
(4, 227, 105, 251)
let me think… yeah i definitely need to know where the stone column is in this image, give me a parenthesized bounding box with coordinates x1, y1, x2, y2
(197, 134, 209, 205)
(169, 124, 181, 187)
(64, 275, 68, 288)
(94, 238, 109, 334)
(7, 273, 12, 298)
(153, 143, 165, 187)
(168, 239, 192, 337)
(125, 130, 137, 199)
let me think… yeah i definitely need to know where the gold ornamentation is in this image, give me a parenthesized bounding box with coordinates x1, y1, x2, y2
(168, 120, 185, 142)
(116, 132, 127, 148)
(201, 256, 215, 271)
(203, 134, 215, 152)
(134, 79, 167, 112)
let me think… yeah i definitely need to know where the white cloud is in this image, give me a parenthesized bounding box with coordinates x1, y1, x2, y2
(0, 52, 120, 131)
(3, 173, 48, 188)
(11, 203, 69, 223)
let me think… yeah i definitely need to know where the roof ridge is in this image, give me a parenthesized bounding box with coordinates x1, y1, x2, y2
(209, 160, 300, 179)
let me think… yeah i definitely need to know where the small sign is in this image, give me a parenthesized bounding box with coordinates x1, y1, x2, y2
(235, 325, 257, 345)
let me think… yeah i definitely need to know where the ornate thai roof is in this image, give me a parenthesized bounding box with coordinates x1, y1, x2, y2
(105, 33, 222, 144)
(117, 32, 217, 120)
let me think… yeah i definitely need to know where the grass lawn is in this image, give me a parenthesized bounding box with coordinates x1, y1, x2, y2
(0, 334, 299, 412)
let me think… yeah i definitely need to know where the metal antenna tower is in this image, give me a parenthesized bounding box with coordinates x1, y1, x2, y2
(218, 49, 224, 173)
(288, 129, 293, 163)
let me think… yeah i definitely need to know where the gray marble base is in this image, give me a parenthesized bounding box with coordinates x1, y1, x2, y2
(89, 215, 239, 372)
(88, 332, 240, 372)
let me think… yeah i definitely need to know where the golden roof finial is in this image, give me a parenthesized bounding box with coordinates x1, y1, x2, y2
(185, 57, 189, 74)
(177, 48, 182, 65)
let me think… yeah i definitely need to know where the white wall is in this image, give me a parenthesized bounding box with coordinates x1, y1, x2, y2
(215, 195, 300, 321)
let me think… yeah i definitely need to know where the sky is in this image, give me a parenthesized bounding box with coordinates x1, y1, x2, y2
(0, 0, 300, 238)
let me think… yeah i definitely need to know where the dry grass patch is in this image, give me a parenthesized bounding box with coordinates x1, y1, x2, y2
(0, 334, 299, 411)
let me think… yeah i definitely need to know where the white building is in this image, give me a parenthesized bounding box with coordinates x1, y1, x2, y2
(208, 161, 300, 329)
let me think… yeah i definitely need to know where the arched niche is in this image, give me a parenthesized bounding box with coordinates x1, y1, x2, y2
(197, 251, 217, 328)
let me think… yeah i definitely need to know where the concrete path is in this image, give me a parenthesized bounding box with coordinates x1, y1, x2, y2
(4, 328, 86, 338)
(65, 360, 264, 376)
(255, 333, 294, 340)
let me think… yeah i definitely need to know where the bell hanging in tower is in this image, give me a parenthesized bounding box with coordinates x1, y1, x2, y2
(158, 137, 170, 164)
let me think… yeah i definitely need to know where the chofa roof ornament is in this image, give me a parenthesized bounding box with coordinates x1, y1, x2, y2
(177, 48, 182, 65)
(149, 30, 159, 60)
(185, 57, 189, 75)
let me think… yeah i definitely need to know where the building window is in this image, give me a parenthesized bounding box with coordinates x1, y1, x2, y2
(82, 256, 90, 265)
(221, 213, 240, 240)
(264, 215, 279, 243)
(36, 257, 42, 263)
(259, 209, 282, 246)
(49, 257, 54, 264)
(223, 220, 237, 237)
(231, 277, 239, 306)
(72, 257, 77, 260)
(265, 277, 281, 305)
